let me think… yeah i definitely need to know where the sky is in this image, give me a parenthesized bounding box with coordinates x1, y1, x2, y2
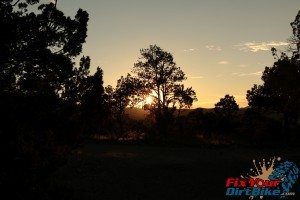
(54, 0, 300, 108)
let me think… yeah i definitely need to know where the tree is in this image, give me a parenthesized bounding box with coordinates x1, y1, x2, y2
(214, 94, 239, 117)
(213, 95, 239, 134)
(81, 67, 107, 136)
(247, 11, 300, 139)
(132, 45, 197, 135)
(1, 1, 89, 97)
(0, 1, 92, 197)
(289, 10, 300, 59)
(63, 56, 91, 105)
(106, 74, 146, 136)
(246, 84, 269, 109)
(247, 52, 300, 135)
(174, 85, 197, 116)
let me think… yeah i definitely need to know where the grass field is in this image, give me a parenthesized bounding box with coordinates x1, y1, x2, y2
(49, 142, 300, 200)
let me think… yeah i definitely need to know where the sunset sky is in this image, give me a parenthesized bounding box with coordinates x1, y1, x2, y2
(55, 0, 300, 108)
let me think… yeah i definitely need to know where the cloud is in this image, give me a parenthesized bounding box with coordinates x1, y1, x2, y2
(183, 48, 197, 52)
(189, 76, 204, 79)
(235, 41, 288, 52)
(218, 61, 229, 65)
(232, 71, 262, 77)
(205, 45, 222, 51)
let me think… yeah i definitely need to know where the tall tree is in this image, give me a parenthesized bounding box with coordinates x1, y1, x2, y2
(81, 67, 107, 136)
(247, 10, 300, 138)
(246, 51, 300, 135)
(0, 1, 92, 197)
(132, 45, 197, 135)
(1, 0, 89, 97)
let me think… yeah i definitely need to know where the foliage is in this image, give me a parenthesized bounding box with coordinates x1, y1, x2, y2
(174, 85, 197, 115)
(289, 10, 300, 58)
(247, 11, 300, 139)
(81, 67, 107, 135)
(214, 94, 239, 117)
(0, 1, 108, 198)
(105, 74, 146, 136)
(132, 45, 197, 135)
(247, 53, 300, 114)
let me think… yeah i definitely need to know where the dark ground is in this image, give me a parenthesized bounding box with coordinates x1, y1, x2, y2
(49, 142, 300, 200)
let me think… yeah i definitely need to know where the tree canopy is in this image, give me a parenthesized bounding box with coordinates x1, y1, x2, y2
(1, 0, 89, 98)
(133, 45, 197, 115)
(0, 1, 108, 197)
(132, 45, 197, 134)
(290, 10, 300, 59)
(214, 94, 239, 117)
(246, 11, 300, 136)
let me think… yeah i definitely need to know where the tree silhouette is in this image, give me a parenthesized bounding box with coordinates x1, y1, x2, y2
(174, 85, 197, 116)
(62, 56, 91, 105)
(132, 45, 196, 135)
(106, 74, 146, 136)
(81, 67, 107, 136)
(289, 10, 300, 59)
(247, 51, 300, 136)
(247, 11, 300, 139)
(0, 1, 93, 197)
(1, 1, 89, 97)
(213, 95, 239, 135)
(214, 94, 239, 117)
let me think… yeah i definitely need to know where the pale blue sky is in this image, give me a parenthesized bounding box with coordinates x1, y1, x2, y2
(54, 0, 300, 107)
